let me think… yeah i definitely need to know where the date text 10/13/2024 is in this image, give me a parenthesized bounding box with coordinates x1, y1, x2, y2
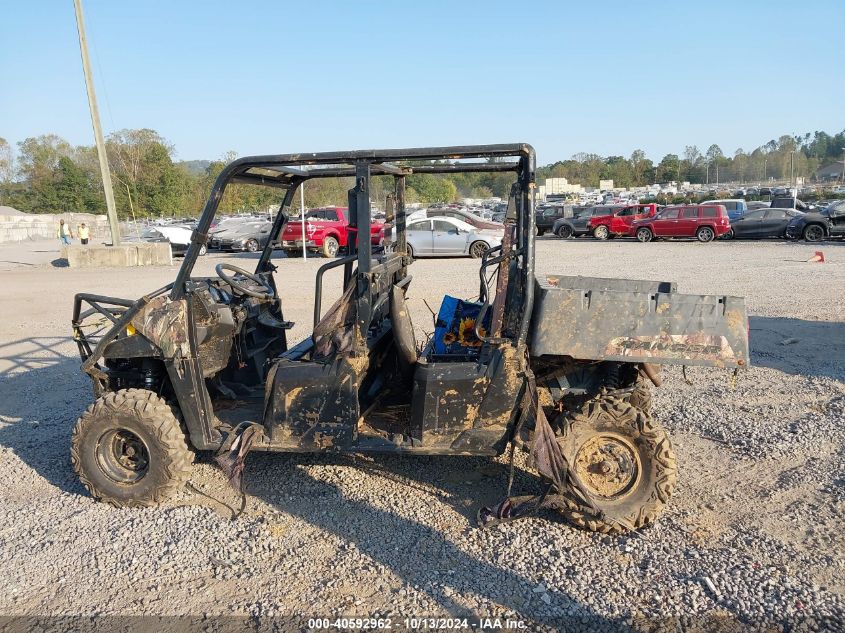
(308, 617, 527, 630)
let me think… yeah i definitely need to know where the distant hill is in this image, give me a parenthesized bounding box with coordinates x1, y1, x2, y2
(176, 160, 212, 176)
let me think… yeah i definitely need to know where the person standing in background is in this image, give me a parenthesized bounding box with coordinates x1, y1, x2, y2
(57, 219, 73, 246)
(78, 222, 90, 245)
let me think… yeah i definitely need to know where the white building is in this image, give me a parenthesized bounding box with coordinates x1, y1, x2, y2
(540, 177, 584, 201)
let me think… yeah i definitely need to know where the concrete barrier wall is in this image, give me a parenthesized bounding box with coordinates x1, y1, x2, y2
(62, 243, 172, 268)
(0, 212, 111, 243)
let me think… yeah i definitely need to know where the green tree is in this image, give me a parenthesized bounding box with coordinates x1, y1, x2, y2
(15, 134, 74, 212)
(629, 149, 653, 185)
(54, 156, 92, 212)
(655, 154, 680, 183)
(705, 144, 724, 162)
(0, 137, 13, 183)
(406, 173, 457, 203)
(0, 137, 13, 205)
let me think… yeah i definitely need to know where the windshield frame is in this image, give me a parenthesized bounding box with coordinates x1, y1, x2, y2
(169, 144, 536, 341)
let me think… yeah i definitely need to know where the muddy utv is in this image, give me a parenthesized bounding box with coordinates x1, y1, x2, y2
(70, 144, 749, 533)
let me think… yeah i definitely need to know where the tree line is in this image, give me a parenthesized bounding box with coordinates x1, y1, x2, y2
(0, 127, 842, 219)
(539, 130, 845, 190)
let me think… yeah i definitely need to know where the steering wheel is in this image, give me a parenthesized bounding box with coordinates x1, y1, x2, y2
(215, 263, 275, 300)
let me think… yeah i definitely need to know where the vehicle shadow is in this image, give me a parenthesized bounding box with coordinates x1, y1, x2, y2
(0, 337, 90, 496)
(241, 451, 612, 625)
(749, 316, 845, 381)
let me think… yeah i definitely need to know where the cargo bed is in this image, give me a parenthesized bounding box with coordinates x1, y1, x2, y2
(529, 275, 749, 368)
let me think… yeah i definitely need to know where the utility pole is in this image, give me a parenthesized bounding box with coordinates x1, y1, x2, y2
(790, 151, 795, 188)
(73, 0, 120, 246)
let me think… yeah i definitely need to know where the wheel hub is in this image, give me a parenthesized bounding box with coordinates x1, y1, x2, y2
(96, 429, 150, 483)
(573, 434, 639, 499)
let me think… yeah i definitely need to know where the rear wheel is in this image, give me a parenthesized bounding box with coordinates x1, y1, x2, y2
(593, 225, 610, 240)
(71, 389, 194, 507)
(469, 240, 489, 258)
(322, 236, 339, 258)
(636, 227, 653, 243)
(556, 224, 573, 239)
(554, 397, 676, 534)
(803, 224, 825, 242)
(696, 226, 715, 242)
(722, 228, 734, 240)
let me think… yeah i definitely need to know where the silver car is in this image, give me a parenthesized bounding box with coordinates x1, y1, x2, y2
(406, 216, 503, 258)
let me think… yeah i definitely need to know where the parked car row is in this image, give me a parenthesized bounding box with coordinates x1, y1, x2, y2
(542, 200, 844, 243)
(131, 199, 845, 258)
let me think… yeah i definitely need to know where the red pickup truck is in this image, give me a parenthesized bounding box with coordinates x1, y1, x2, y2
(281, 206, 385, 258)
(588, 203, 659, 239)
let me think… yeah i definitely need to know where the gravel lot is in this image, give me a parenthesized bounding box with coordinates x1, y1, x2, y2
(0, 237, 843, 630)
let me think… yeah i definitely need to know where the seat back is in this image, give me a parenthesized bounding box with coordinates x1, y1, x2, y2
(390, 284, 417, 366)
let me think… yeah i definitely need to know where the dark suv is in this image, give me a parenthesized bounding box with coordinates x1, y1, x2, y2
(535, 205, 570, 235)
(552, 206, 612, 238)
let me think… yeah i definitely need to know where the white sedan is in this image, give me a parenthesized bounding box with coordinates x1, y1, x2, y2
(405, 216, 503, 258)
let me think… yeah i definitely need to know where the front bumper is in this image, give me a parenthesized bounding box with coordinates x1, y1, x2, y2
(211, 239, 250, 251)
(282, 239, 318, 250)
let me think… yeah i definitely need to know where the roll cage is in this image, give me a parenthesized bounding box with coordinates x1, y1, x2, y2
(173, 144, 537, 345)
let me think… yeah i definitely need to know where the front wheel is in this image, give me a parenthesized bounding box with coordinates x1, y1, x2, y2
(554, 397, 676, 534)
(722, 229, 734, 240)
(245, 239, 259, 253)
(593, 225, 610, 240)
(556, 224, 573, 239)
(321, 236, 340, 258)
(71, 389, 194, 507)
(626, 378, 652, 414)
(636, 227, 653, 243)
(696, 226, 715, 242)
(803, 224, 825, 242)
(469, 240, 489, 258)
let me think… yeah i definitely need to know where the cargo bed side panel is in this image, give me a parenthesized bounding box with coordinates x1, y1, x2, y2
(530, 276, 749, 368)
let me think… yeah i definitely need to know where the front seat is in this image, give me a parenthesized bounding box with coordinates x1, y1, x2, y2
(389, 284, 417, 368)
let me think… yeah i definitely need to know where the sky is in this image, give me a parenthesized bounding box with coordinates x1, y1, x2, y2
(1, 0, 843, 167)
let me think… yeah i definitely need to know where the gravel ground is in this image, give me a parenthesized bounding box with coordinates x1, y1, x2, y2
(0, 237, 843, 631)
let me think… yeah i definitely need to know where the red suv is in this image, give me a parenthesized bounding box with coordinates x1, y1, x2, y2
(589, 203, 659, 239)
(631, 205, 730, 243)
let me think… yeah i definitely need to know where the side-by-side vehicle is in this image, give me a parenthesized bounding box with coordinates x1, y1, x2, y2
(70, 145, 749, 533)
